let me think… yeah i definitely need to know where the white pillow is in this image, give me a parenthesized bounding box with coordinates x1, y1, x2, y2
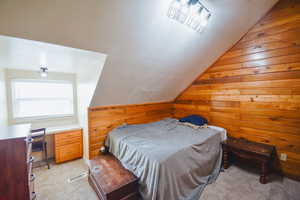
(181, 122, 208, 129)
(180, 122, 227, 141)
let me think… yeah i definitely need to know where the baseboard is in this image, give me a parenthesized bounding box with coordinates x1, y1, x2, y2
(83, 156, 90, 167)
(284, 172, 300, 182)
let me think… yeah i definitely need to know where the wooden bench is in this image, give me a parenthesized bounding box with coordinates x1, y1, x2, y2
(88, 154, 139, 200)
(221, 137, 275, 184)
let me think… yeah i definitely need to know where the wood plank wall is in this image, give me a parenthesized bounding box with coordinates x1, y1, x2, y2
(88, 102, 173, 158)
(174, 0, 300, 178)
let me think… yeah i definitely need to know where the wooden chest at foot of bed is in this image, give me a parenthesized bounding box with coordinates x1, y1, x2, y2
(88, 154, 139, 200)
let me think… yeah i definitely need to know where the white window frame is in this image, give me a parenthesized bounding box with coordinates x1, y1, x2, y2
(11, 79, 76, 121)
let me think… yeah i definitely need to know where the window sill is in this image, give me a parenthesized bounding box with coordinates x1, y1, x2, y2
(12, 114, 75, 123)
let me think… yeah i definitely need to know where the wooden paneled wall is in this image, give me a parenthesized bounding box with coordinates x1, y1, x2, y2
(174, 0, 300, 178)
(88, 102, 173, 158)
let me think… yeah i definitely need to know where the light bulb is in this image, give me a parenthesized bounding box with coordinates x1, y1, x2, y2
(180, 0, 189, 6)
(178, 5, 189, 24)
(40, 71, 47, 77)
(200, 8, 210, 21)
(167, 0, 181, 19)
(190, 3, 201, 15)
(40, 67, 48, 78)
(167, 0, 211, 33)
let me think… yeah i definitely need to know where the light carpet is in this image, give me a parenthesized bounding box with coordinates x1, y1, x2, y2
(34, 159, 300, 200)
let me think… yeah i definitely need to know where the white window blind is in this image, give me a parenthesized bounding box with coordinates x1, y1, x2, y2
(11, 80, 74, 119)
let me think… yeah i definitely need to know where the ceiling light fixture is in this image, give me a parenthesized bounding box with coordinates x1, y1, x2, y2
(167, 0, 211, 33)
(40, 67, 48, 78)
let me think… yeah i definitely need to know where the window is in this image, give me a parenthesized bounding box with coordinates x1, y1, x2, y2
(11, 80, 75, 119)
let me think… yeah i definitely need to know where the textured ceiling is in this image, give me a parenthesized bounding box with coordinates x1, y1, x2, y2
(0, 0, 278, 106)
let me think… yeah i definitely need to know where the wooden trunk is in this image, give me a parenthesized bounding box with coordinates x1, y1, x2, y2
(88, 154, 139, 200)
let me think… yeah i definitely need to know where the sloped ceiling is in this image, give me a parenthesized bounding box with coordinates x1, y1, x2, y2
(0, 0, 278, 106)
(0, 35, 106, 74)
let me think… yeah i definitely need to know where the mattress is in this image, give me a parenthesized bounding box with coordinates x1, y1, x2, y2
(105, 118, 225, 200)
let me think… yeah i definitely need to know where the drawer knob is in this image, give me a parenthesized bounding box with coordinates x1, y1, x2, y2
(28, 156, 35, 164)
(30, 173, 36, 182)
(25, 138, 34, 144)
(31, 192, 36, 200)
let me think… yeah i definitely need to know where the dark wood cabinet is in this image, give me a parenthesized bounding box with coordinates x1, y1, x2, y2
(0, 124, 36, 200)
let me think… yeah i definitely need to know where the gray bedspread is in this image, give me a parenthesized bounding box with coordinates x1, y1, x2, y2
(105, 118, 222, 200)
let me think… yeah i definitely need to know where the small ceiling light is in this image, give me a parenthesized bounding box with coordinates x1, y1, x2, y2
(167, 0, 211, 33)
(40, 67, 48, 78)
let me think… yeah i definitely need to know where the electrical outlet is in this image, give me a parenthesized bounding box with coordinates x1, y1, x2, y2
(280, 153, 287, 161)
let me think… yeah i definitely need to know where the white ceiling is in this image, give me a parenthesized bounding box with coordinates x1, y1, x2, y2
(0, 0, 278, 106)
(0, 35, 107, 74)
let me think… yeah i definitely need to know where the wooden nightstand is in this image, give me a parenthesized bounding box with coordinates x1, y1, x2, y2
(221, 137, 275, 184)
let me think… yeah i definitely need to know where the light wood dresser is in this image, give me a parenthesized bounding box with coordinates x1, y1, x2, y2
(0, 124, 36, 200)
(54, 129, 83, 163)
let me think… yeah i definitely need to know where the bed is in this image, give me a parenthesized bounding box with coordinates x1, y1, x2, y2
(105, 118, 226, 200)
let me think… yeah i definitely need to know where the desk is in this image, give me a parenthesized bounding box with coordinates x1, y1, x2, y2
(32, 124, 82, 135)
(31, 125, 83, 163)
(54, 128, 83, 163)
(47, 124, 82, 135)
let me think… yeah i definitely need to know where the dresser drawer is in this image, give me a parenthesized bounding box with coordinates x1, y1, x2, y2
(28, 161, 33, 181)
(25, 135, 33, 160)
(55, 142, 83, 163)
(27, 142, 32, 163)
(29, 173, 36, 200)
(54, 130, 82, 147)
(30, 190, 36, 200)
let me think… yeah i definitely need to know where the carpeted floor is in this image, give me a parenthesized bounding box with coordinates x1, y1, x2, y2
(34, 159, 300, 200)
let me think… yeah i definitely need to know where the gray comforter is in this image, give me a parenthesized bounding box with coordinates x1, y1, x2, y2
(105, 118, 222, 200)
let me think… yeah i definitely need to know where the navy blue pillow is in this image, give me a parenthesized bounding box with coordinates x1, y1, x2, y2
(179, 115, 208, 126)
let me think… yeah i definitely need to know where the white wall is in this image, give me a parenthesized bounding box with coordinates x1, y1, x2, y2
(76, 54, 107, 159)
(0, 68, 8, 126)
(4, 66, 107, 161)
(5, 69, 78, 129)
(0, 35, 107, 160)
